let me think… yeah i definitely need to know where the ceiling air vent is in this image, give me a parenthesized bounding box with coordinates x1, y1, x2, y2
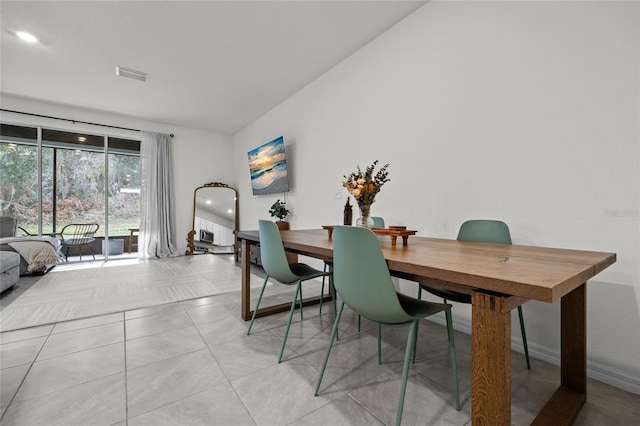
(115, 66, 149, 82)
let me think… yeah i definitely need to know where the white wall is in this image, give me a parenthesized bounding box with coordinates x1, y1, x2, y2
(232, 2, 640, 392)
(1, 94, 234, 253)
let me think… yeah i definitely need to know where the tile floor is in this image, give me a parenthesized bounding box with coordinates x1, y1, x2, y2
(1, 259, 638, 425)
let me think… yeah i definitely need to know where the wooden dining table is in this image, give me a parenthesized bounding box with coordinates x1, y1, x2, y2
(237, 228, 616, 425)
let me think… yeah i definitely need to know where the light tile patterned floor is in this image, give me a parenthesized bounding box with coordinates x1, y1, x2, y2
(0, 257, 638, 425)
(0, 255, 259, 331)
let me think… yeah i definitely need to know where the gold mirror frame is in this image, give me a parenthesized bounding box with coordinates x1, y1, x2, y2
(186, 182, 239, 259)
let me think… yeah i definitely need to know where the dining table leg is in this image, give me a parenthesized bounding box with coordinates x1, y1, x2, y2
(241, 239, 252, 321)
(561, 283, 587, 395)
(239, 237, 334, 321)
(532, 283, 587, 425)
(471, 290, 512, 425)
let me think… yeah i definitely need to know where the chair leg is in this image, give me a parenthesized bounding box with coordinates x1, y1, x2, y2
(247, 274, 269, 335)
(518, 305, 531, 370)
(377, 324, 382, 365)
(329, 275, 340, 342)
(331, 277, 337, 318)
(443, 298, 450, 341)
(278, 280, 302, 363)
(412, 320, 419, 364)
(320, 263, 328, 315)
(445, 308, 460, 411)
(324, 277, 339, 341)
(396, 320, 419, 426)
(315, 301, 345, 396)
(330, 275, 337, 318)
(299, 284, 303, 320)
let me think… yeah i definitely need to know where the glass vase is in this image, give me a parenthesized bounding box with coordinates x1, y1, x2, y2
(356, 204, 373, 228)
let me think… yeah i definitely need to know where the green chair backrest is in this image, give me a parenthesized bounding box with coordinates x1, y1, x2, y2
(333, 226, 412, 324)
(371, 217, 385, 228)
(457, 220, 512, 244)
(258, 220, 299, 283)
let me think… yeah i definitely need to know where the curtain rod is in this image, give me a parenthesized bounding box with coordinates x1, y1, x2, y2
(0, 108, 174, 137)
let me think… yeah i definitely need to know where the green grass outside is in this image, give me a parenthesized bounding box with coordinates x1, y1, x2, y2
(19, 217, 140, 237)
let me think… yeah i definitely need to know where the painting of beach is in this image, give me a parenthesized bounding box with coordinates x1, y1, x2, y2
(247, 136, 290, 195)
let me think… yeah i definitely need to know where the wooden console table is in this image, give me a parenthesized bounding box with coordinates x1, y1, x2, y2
(322, 225, 417, 246)
(127, 228, 139, 253)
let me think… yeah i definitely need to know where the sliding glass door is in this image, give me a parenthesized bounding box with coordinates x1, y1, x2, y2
(107, 137, 141, 257)
(0, 123, 140, 262)
(45, 129, 107, 237)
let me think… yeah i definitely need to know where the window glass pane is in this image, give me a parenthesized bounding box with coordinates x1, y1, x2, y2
(108, 137, 140, 154)
(41, 147, 54, 234)
(55, 146, 106, 236)
(0, 125, 39, 234)
(42, 129, 104, 151)
(108, 150, 141, 237)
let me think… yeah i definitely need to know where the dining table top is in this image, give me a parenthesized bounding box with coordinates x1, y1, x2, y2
(237, 228, 616, 304)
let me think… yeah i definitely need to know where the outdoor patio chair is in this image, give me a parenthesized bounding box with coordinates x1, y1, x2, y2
(59, 223, 99, 261)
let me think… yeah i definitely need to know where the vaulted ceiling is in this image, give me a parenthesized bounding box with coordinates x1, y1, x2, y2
(1, 1, 425, 134)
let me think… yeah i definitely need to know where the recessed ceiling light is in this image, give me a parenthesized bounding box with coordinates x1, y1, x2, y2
(115, 66, 149, 82)
(16, 31, 38, 43)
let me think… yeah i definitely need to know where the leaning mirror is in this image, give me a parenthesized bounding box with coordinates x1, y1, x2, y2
(186, 182, 239, 259)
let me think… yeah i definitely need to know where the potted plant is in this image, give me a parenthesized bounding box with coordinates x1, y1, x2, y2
(269, 199, 290, 230)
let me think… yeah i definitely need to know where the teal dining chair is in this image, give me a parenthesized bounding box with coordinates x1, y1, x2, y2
(371, 216, 385, 228)
(315, 226, 460, 425)
(418, 219, 531, 369)
(247, 220, 333, 362)
(321, 216, 385, 323)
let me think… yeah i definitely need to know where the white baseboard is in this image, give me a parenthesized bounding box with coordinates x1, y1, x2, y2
(426, 316, 640, 395)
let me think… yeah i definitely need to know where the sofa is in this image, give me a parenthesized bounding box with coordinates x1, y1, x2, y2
(1, 217, 20, 291)
(0, 216, 60, 276)
(1, 251, 20, 293)
(0, 216, 17, 238)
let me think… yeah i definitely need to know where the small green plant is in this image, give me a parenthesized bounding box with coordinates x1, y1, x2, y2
(268, 199, 290, 221)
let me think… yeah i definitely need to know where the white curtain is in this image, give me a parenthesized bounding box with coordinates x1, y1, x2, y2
(139, 131, 179, 258)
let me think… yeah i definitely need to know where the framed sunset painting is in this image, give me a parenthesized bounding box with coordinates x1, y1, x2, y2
(247, 136, 290, 195)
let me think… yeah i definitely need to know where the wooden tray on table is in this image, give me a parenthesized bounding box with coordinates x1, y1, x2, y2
(322, 225, 417, 246)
